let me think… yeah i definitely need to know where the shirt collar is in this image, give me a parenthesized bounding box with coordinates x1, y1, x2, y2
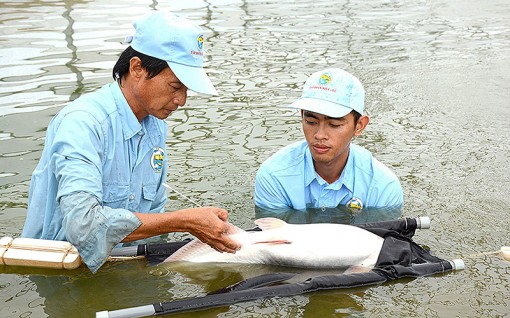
(337, 145, 355, 192)
(304, 143, 355, 191)
(304, 146, 316, 187)
(112, 82, 142, 140)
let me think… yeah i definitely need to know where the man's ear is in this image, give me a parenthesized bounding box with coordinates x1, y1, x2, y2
(129, 57, 144, 80)
(354, 115, 369, 136)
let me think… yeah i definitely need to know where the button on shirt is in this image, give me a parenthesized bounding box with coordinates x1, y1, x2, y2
(254, 140, 403, 210)
(21, 82, 168, 273)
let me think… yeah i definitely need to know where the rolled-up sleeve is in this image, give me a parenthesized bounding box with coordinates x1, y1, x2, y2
(60, 192, 142, 273)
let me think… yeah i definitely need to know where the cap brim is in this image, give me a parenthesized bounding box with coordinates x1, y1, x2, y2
(168, 62, 218, 96)
(289, 97, 352, 118)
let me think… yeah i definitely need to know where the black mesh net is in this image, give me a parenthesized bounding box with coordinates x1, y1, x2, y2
(126, 217, 459, 315)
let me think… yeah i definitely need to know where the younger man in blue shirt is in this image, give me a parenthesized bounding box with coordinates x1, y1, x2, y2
(255, 68, 403, 214)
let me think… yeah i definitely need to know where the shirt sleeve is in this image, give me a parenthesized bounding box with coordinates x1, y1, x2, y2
(51, 110, 105, 200)
(254, 165, 292, 210)
(50, 110, 143, 273)
(374, 178, 404, 208)
(60, 192, 142, 273)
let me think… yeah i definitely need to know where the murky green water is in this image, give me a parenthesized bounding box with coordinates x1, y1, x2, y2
(1, 0, 509, 317)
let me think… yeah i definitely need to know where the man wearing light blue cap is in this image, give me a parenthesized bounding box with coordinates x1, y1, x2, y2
(22, 11, 239, 273)
(255, 68, 403, 213)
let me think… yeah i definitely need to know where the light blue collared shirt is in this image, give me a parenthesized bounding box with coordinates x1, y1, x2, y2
(254, 140, 403, 210)
(21, 82, 168, 273)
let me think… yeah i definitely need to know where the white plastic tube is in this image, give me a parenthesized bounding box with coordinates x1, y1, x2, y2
(96, 305, 155, 318)
(416, 216, 431, 229)
(449, 259, 465, 270)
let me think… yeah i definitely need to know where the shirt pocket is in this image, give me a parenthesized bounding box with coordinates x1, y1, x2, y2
(137, 183, 158, 212)
(142, 184, 157, 201)
(102, 184, 130, 209)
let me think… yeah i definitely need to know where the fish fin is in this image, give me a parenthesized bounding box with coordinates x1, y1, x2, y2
(164, 239, 212, 262)
(254, 217, 288, 231)
(343, 265, 372, 274)
(225, 222, 244, 235)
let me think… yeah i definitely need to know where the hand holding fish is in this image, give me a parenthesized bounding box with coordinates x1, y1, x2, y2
(128, 208, 240, 255)
(179, 207, 241, 254)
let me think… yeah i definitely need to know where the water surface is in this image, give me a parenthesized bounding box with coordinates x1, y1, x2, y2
(1, 0, 509, 317)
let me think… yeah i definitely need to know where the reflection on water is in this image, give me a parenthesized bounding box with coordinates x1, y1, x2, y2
(255, 205, 402, 225)
(22, 261, 174, 317)
(1, 0, 510, 317)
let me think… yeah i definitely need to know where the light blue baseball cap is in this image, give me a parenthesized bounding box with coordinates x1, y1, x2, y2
(125, 11, 218, 95)
(289, 68, 365, 118)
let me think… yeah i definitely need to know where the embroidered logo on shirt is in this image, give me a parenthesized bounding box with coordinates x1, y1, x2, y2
(151, 147, 165, 173)
(346, 197, 363, 211)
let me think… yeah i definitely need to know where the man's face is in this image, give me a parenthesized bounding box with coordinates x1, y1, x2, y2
(131, 65, 188, 121)
(302, 110, 360, 165)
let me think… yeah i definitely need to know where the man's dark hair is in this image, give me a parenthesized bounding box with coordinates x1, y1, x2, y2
(112, 46, 168, 85)
(352, 110, 362, 123)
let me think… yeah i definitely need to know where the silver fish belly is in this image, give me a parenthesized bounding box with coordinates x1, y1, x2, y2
(164, 218, 384, 270)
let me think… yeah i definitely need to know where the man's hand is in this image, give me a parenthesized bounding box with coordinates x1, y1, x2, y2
(128, 207, 241, 254)
(182, 207, 241, 253)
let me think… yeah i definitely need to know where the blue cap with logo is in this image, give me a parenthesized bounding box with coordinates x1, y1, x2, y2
(125, 11, 217, 95)
(289, 68, 364, 118)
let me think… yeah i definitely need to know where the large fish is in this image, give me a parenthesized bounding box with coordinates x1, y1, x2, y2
(165, 218, 384, 270)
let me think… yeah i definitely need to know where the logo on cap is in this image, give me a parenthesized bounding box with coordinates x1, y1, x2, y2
(197, 34, 204, 50)
(308, 72, 336, 93)
(151, 147, 165, 173)
(191, 34, 204, 57)
(319, 73, 332, 85)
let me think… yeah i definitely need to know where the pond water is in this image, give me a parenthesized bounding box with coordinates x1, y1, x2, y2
(1, 0, 509, 317)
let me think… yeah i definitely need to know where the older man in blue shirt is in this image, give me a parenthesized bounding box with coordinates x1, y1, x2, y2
(22, 12, 240, 273)
(255, 68, 403, 214)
